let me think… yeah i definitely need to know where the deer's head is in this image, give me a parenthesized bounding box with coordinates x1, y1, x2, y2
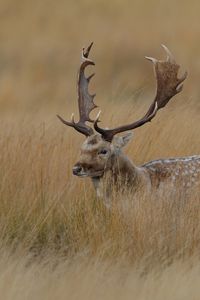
(57, 43, 187, 178)
(72, 133, 132, 178)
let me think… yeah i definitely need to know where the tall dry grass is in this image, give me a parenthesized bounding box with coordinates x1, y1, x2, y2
(0, 0, 200, 298)
(0, 103, 200, 298)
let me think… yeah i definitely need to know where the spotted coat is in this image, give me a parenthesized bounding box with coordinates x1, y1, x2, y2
(142, 155, 200, 191)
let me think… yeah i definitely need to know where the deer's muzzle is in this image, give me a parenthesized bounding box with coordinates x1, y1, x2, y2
(73, 162, 104, 178)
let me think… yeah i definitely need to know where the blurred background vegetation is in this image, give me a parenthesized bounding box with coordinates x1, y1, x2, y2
(0, 0, 200, 117)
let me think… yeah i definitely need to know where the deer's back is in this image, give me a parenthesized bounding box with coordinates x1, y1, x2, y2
(142, 155, 200, 191)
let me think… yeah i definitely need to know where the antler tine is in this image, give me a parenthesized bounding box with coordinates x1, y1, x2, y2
(94, 45, 187, 142)
(57, 42, 97, 137)
(161, 44, 175, 63)
(83, 42, 93, 59)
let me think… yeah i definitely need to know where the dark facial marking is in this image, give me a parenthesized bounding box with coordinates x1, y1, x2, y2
(88, 137, 98, 145)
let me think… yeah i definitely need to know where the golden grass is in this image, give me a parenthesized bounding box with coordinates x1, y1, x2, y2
(0, 104, 200, 298)
(0, 0, 200, 298)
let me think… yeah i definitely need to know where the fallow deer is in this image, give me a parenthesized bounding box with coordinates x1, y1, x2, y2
(57, 43, 200, 205)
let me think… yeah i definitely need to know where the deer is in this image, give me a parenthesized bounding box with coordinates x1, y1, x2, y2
(57, 43, 200, 206)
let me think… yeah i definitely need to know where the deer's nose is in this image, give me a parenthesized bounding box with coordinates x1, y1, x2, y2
(73, 165, 82, 175)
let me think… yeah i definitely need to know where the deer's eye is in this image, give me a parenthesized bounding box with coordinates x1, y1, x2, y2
(99, 149, 108, 155)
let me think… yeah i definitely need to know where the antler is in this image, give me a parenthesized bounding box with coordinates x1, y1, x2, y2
(57, 42, 97, 136)
(94, 45, 187, 142)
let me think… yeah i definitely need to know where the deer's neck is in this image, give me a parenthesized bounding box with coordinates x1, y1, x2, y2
(92, 151, 148, 206)
(109, 151, 141, 185)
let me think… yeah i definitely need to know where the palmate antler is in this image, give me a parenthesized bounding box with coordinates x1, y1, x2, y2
(94, 45, 187, 142)
(57, 42, 97, 136)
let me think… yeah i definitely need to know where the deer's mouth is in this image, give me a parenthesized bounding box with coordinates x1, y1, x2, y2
(79, 171, 104, 178)
(73, 164, 105, 178)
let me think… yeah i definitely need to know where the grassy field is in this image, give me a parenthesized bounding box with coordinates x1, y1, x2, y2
(0, 0, 200, 299)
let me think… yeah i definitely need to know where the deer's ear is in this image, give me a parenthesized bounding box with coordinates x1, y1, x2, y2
(113, 132, 133, 149)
